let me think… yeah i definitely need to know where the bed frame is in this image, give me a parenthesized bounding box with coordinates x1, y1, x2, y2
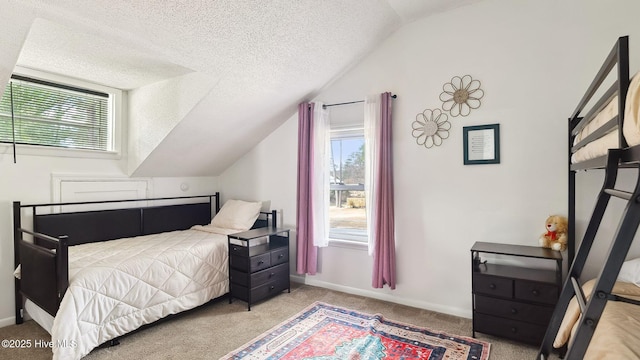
(13, 192, 277, 326)
(537, 36, 640, 359)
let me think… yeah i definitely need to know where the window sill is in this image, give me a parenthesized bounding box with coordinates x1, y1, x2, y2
(0, 143, 121, 160)
(328, 238, 368, 251)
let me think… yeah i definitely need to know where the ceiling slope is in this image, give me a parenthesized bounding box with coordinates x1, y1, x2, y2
(8, 0, 482, 176)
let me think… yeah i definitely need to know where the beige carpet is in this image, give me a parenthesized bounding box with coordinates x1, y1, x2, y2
(0, 283, 539, 359)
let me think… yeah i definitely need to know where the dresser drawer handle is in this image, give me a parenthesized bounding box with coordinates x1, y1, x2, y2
(510, 327, 518, 333)
(278, 254, 284, 259)
(258, 260, 265, 265)
(510, 308, 518, 314)
(532, 289, 539, 296)
(270, 285, 275, 290)
(489, 283, 496, 290)
(269, 272, 275, 278)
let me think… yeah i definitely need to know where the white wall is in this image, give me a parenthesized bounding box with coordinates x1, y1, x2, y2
(127, 73, 218, 175)
(220, 0, 640, 318)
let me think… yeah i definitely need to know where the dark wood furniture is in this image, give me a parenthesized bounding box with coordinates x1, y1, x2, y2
(228, 227, 290, 310)
(471, 241, 562, 345)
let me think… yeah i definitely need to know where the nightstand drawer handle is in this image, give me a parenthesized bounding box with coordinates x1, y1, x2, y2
(510, 327, 517, 333)
(270, 285, 275, 290)
(488, 283, 496, 290)
(278, 254, 284, 259)
(532, 289, 539, 296)
(511, 308, 518, 314)
(269, 272, 275, 278)
(258, 260, 265, 265)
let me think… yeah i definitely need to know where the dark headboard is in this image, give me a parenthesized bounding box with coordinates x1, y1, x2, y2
(29, 195, 218, 247)
(35, 208, 142, 246)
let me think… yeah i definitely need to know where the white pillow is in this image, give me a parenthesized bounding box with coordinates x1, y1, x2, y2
(210, 199, 262, 231)
(617, 257, 640, 286)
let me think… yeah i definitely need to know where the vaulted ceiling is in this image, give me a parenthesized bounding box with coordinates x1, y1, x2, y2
(4, 0, 481, 176)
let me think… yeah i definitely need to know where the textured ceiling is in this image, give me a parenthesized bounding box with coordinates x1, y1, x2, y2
(10, 0, 482, 176)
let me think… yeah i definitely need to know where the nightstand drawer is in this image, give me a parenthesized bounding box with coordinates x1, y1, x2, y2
(474, 295, 554, 325)
(271, 248, 288, 266)
(474, 313, 546, 345)
(514, 280, 558, 305)
(251, 277, 290, 303)
(229, 255, 248, 271)
(231, 277, 289, 303)
(473, 274, 512, 298)
(229, 244, 249, 256)
(252, 262, 288, 286)
(231, 262, 288, 288)
(249, 253, 271, 272)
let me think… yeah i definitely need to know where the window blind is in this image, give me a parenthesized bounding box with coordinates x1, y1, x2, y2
(0, 75, 110, 151)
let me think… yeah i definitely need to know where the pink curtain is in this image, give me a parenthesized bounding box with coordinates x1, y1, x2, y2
(372, 92, 396, 289)
(296, 102, 318, 275)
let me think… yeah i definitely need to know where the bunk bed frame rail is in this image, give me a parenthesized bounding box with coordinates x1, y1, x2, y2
(539, 35, 640, 360)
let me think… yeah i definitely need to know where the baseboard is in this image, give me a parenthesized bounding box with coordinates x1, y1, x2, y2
(0, 316, 16, 328)
(290, 275, 472, 319)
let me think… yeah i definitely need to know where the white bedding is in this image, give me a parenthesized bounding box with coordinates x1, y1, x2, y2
(572, 72, 640, 163)
(50, 226, 230, 360)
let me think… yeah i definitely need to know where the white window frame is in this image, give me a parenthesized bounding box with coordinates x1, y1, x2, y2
(328, 126, 368, 247)
(0, 66, 123, 159)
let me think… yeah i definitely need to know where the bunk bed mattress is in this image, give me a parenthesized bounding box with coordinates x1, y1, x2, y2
(49, 226, 231, 360)
(553, 279, 640, 359)
(572, 73, 640, 163)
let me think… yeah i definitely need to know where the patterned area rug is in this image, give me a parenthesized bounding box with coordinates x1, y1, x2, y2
(221, 302, 490, 360)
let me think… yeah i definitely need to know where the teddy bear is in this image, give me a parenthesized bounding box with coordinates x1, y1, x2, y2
(539, 215, 568, 251)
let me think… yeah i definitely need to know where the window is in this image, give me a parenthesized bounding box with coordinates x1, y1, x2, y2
(0, 68, 121, 156)
(329, 128, 367, 242)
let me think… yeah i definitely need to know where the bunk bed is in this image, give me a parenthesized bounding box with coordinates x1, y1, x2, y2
(537, 36, 640, 359)
(13, 193, 277, 360)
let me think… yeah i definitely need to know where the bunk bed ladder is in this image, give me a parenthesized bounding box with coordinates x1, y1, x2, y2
(538, 148, 640, 360)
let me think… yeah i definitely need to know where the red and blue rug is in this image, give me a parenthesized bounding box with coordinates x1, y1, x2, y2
(222, 302, 490, 360)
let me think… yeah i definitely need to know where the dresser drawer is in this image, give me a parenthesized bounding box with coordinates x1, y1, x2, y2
(270, 247, 289, 266)
(474, 313, 546, 345)
(473, 274, 512, 298)
(514, 280, 559, 305)
(474, 295, 554, 325)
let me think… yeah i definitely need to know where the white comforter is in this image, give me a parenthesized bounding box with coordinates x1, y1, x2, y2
(52, 226, 231, 360)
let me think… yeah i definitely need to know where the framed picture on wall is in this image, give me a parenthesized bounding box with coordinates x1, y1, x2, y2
(463, 124, 500, 165)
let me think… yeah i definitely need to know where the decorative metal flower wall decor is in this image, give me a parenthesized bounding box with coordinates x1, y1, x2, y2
(440, 75, 484, 117)
(412, 108, 451, 148)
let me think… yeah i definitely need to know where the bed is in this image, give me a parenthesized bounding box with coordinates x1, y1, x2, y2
(536, 36, 640, 359)
(13, 193, 277, 360)
(553, 278, 640, 359)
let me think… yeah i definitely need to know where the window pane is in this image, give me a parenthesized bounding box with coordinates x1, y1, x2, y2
(329, 135, 366, 239)
(0, 76, 110, 151)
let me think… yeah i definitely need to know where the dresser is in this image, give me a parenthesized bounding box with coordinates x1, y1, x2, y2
(471, 242, 563, 345)
(228, 227, 290, 310)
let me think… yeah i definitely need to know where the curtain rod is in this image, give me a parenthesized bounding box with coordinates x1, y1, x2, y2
(323, 94, 397, 108)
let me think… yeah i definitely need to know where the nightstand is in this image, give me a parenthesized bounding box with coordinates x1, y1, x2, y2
(228, 227, 290, 310)
(471, 241, 563, 345)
